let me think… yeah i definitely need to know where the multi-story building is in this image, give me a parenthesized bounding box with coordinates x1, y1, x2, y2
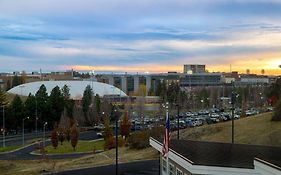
(98, 72, 223, 95)
(183, 64, 206, 74)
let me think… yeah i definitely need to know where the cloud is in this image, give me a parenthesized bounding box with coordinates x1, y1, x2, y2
(0, 0, 281, 75)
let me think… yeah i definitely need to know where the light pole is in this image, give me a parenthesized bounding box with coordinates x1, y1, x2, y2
(22, 117, 29, 146)
(200, 99, 204, 110)
(43, 122, 47, 147)
(35, 98, 38, 137)
(114, 108, 119, 175)
(176, 104, 180, 140)
(101, 111, 105, 123)
(231, 81, 236, 144)
(2, 105, 5, 147)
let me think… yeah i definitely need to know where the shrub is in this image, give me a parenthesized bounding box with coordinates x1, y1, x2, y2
(104, 136, 115, 150)
(127, 125, 165, 149)
(120, 111, 131, 140)
(65, 128, 70, 142)
(128, 131, 150, 149)
(58, 132, 65, 145)
(70, 125, 79, 151)
(51, 128, 58, 149)
(272, 99, 281, 121)
(103, 136, 125, 150)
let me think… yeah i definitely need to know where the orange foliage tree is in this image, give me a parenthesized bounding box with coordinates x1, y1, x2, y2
(120, 111, 131, 140)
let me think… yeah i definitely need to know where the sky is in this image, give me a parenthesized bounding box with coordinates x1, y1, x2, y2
(0, 0, 281, 75)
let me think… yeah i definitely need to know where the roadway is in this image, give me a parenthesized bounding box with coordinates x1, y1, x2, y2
(48, 160, 159, 175)
(0, 130, 100, 147)
(0, 130, 99, 160)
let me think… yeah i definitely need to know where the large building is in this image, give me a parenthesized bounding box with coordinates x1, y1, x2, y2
(183, 64, 206, 74)
(150, 137, 281, 175)
(1, 65, 276, 95)
(99, 72, 224, 95)
(8, 80, 127, 100)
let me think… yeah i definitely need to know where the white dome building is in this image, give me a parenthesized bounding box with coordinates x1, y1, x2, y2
(8, 81, 127, 99)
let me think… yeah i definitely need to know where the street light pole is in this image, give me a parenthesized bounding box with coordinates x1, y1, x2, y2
(231, 81, 236, 144)
(35, 98, 38, 137)
(22, 117, 29, 146)
(114, 108, 119, 175)
(2, 106, 5, 147)
(176, 104, 180, 140)
(43, 122, 47, 147)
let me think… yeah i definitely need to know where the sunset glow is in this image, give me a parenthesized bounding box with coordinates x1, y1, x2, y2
(0, 0, 281, 75)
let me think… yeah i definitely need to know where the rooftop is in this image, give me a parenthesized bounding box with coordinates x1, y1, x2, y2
(152, 137, 281, 169)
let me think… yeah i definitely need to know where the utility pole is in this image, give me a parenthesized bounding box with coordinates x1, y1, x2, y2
(35, 98, 38, 137)
(176, 104, 180, 140)
(43, 122, 47, 147)
(114, 108, 119, 175)
(22, 117, 29, 146)
(2, 106, 5, 147)
(231, 81, 236, 144)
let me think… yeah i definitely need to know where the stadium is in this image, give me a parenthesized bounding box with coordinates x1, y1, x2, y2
(8, 80, 127, 99)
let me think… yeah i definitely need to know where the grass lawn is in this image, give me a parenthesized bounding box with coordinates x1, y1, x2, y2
(0, 146, 21, 153)
(44, 140, 104, 154)
(174, 112, 281, 147)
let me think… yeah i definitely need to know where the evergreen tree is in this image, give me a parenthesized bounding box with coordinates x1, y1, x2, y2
(82, 85, 93, 124)
(95, 94, 101, 115)
(49, 86, 64, 123)
(61, 84, 70, 100)
(24, 93, 36, 130)
(35, 84, 49, 124)
(61, 84, 74, 118)
(10, 95, 24, 133)
(24, 93, 36, 117)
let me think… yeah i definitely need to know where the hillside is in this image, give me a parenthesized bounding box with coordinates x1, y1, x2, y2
(173, 112, 281, 147)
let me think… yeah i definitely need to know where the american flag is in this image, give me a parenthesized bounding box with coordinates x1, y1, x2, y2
(162, 112, 170, 157)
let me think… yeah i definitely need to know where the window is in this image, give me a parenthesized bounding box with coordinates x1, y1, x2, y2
(162, 159, 167, 172)
(169, 163, 175, 175)
(176, 168, 183, 175)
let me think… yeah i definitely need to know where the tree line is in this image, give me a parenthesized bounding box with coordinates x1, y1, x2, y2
(0, 84, 114, 134)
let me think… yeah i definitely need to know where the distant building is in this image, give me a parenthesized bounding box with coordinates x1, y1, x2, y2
(180, 73, 222, 87)
(0, 79, 4, 90)
(183, 64, 206, 74)
(150, 137, 281, 175)
(239, 74, 269, 85)
(8, 81, 127, 99)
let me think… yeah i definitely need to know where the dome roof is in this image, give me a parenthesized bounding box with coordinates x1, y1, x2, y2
(8, 80, 127, 99)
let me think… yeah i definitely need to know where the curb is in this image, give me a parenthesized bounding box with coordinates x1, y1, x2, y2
(0, 142, 37, 154)
(30, 150, 103, 156)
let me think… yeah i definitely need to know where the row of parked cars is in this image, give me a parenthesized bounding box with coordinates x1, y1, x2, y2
(168, 107, 272, 130)
(94, 106, 274, 134)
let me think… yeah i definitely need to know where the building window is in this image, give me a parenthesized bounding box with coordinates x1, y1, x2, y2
(162, 159, 167, 172)
(169, 163, 175, 175)
(176, 168, 183, 175)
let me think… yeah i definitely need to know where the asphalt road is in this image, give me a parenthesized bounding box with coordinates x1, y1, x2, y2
(49, 160, 160, 175)
(0, 130, 100, 147)
(0, 130, 100, 160)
